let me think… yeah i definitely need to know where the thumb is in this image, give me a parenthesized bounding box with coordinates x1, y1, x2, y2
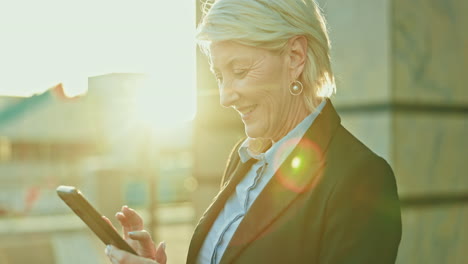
(155, 242, 167, 264)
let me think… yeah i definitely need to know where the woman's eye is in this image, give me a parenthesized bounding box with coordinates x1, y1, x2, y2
(233, 69, 247, 78)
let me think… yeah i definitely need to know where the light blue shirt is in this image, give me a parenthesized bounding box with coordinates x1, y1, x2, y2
(196, 100, 326, 264)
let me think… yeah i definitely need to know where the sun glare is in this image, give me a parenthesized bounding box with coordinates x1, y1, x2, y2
(0, 0, 197, 113)
(134, 74, 196, 129)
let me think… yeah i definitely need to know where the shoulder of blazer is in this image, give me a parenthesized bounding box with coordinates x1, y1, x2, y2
(220, 138, 246, 189)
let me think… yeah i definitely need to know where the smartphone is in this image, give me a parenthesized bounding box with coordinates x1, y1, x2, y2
(56, 185, 138, 255)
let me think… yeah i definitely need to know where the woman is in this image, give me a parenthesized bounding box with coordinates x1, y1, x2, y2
(105, 0, 402, 263)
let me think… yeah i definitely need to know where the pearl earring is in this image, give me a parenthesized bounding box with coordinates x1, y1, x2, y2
(289, 80, 304, 96)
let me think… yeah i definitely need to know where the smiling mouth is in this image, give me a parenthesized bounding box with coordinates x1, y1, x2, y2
(236, 104, 257, 118)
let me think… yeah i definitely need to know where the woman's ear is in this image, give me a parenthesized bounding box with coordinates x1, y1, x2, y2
(287, 35, 308, 79)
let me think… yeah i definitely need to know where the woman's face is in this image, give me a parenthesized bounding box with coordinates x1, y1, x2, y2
(210, 41, 309, 141)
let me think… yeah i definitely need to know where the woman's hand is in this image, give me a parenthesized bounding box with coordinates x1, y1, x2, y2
(103, 206, 167, 264)
(105, 243, 166, 264)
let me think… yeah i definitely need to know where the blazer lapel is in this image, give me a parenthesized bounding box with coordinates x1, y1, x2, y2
(186, 157, 256, 264)
(219, 99, 341, 264)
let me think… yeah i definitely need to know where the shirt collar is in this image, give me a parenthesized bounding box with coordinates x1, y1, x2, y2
(238, 100, 327, 163)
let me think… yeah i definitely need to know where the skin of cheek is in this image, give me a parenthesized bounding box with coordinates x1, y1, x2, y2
(248, 88, 278, 139)
(240, 59, 295, 141)
(211, 41, 310, 142)
(264, 83, 300, 142)
(267, 54, 311, 142)
(237, 64, 273, 139)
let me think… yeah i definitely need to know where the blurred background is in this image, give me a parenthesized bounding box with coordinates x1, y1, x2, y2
(0, 0, 466, 263)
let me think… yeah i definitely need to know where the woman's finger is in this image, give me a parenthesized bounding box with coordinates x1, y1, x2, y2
(122, 206, 144, 231)
(128, 230, 152, 242)
(128, 230, 157, 259)
(155, 241, 167, 264)
(116, 206, 144, 239)
(115, 211, 131, 239)
(105, 245, 158, 264)
(128, 230, 156, 259)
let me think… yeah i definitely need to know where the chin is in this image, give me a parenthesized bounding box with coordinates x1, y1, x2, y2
(244, 124, 265, 139)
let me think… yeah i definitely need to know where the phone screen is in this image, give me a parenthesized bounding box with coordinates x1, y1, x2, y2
(56, 185, 138, 255)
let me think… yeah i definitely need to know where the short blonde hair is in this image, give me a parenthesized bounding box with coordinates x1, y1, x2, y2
(196, 0, 336, 110)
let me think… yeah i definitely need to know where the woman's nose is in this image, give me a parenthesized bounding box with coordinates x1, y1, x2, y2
(219, 81, 239, 108)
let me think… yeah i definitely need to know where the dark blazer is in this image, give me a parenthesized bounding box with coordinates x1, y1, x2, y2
(187, 100, 402, 264)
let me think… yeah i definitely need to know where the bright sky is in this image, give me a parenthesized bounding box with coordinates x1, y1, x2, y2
(0, 0, 195, 98)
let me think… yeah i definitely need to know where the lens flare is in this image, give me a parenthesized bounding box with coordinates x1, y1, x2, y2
(274, 137, 325, 194)
(291, 156, 302, 170)
(228, 138, 326, 248)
